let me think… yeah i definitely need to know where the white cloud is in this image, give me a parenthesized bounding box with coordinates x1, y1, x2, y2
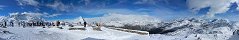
(76, 9, 149, 15)
(75, 8, 195, 21)
(187, 0, 239, 17)
(9, 12, 61, 18)
(10, 12, 44, 17)
(78, 0, 91, 6)
(17, 0, 39, 6)
(134, 0, 157, 5)
(0, 5, 6, 10)
(16, 0, 72, 12)
(102, 9, 148, 15)
(134, 0, 150, 4)
(46, 1, 72, 12)
(46, 14, 62, 17)
(0, 5, 4, 7)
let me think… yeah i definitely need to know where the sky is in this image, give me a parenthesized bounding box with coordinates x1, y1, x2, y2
(0, 0, 239, 21)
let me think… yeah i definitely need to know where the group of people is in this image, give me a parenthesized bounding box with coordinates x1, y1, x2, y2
(0, 21, 7, 28)
(0, 19, 102, 31)
(0, 21, 64, 28)
(78, 21, 102, 31)
(0, 21, 14, 28)
(77, 18, 102, 31)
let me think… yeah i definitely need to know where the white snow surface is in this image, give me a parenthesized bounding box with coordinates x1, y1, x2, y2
(0, 26, 149, 40)
(150, 27, 233, 40)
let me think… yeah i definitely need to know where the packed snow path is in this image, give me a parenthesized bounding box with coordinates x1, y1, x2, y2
(0, 26, 150, 40)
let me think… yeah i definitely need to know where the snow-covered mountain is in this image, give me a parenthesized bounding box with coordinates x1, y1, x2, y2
(84, 13, 161, 27)
(0, 12, 46, 27)
(8, 12, 45, 22)
(150, 18, 234, 34)
(149, 18, 239, 40)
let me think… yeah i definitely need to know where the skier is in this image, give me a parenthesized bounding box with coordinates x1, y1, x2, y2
(22, 22, 26, 28)
(37, 22, 39, 26)
(83, 21, 87, 28)
(56, 21, 63, 29)
(83, 18, 87, 28)
(40, 22, 43, 26)
(80, 22, 82, 25)
(52, 22, 55, 26)
(10, 22, 13, 27)
(18, 22, 21, 27)
(3, 21, 7, 28)
(0, 23, 2, 27)
(33, 22, 36, 26)
(56, 21, 60, 27)
(94, 22, 102, 31)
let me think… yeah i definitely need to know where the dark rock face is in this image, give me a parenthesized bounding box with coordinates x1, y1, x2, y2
(148, 27, 164, 34)
(120, 24, 151, 31)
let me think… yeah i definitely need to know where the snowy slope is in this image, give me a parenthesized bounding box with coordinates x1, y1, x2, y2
(228, 30, 239, 40)
(150, 27, 233, 40)
(0, 16, 8, 22)
(0, 26, 149, 40)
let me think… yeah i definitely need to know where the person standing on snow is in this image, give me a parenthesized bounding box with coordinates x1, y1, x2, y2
(10, 22, 13, 27)
(56, 21, 63, 29)
(56, 21, 60, 27)
(3, 21, 7, 28)
(23, 22, 26, 28)
(95, 22, 102, 31)
(83, 21, 87, 28)
(83, 18, 87, 28)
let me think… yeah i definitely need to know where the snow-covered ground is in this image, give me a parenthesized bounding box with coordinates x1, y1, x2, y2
(0, 26, 149, 40)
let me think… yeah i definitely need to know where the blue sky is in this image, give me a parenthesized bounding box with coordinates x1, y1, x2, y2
(0, 0, 238, 21)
